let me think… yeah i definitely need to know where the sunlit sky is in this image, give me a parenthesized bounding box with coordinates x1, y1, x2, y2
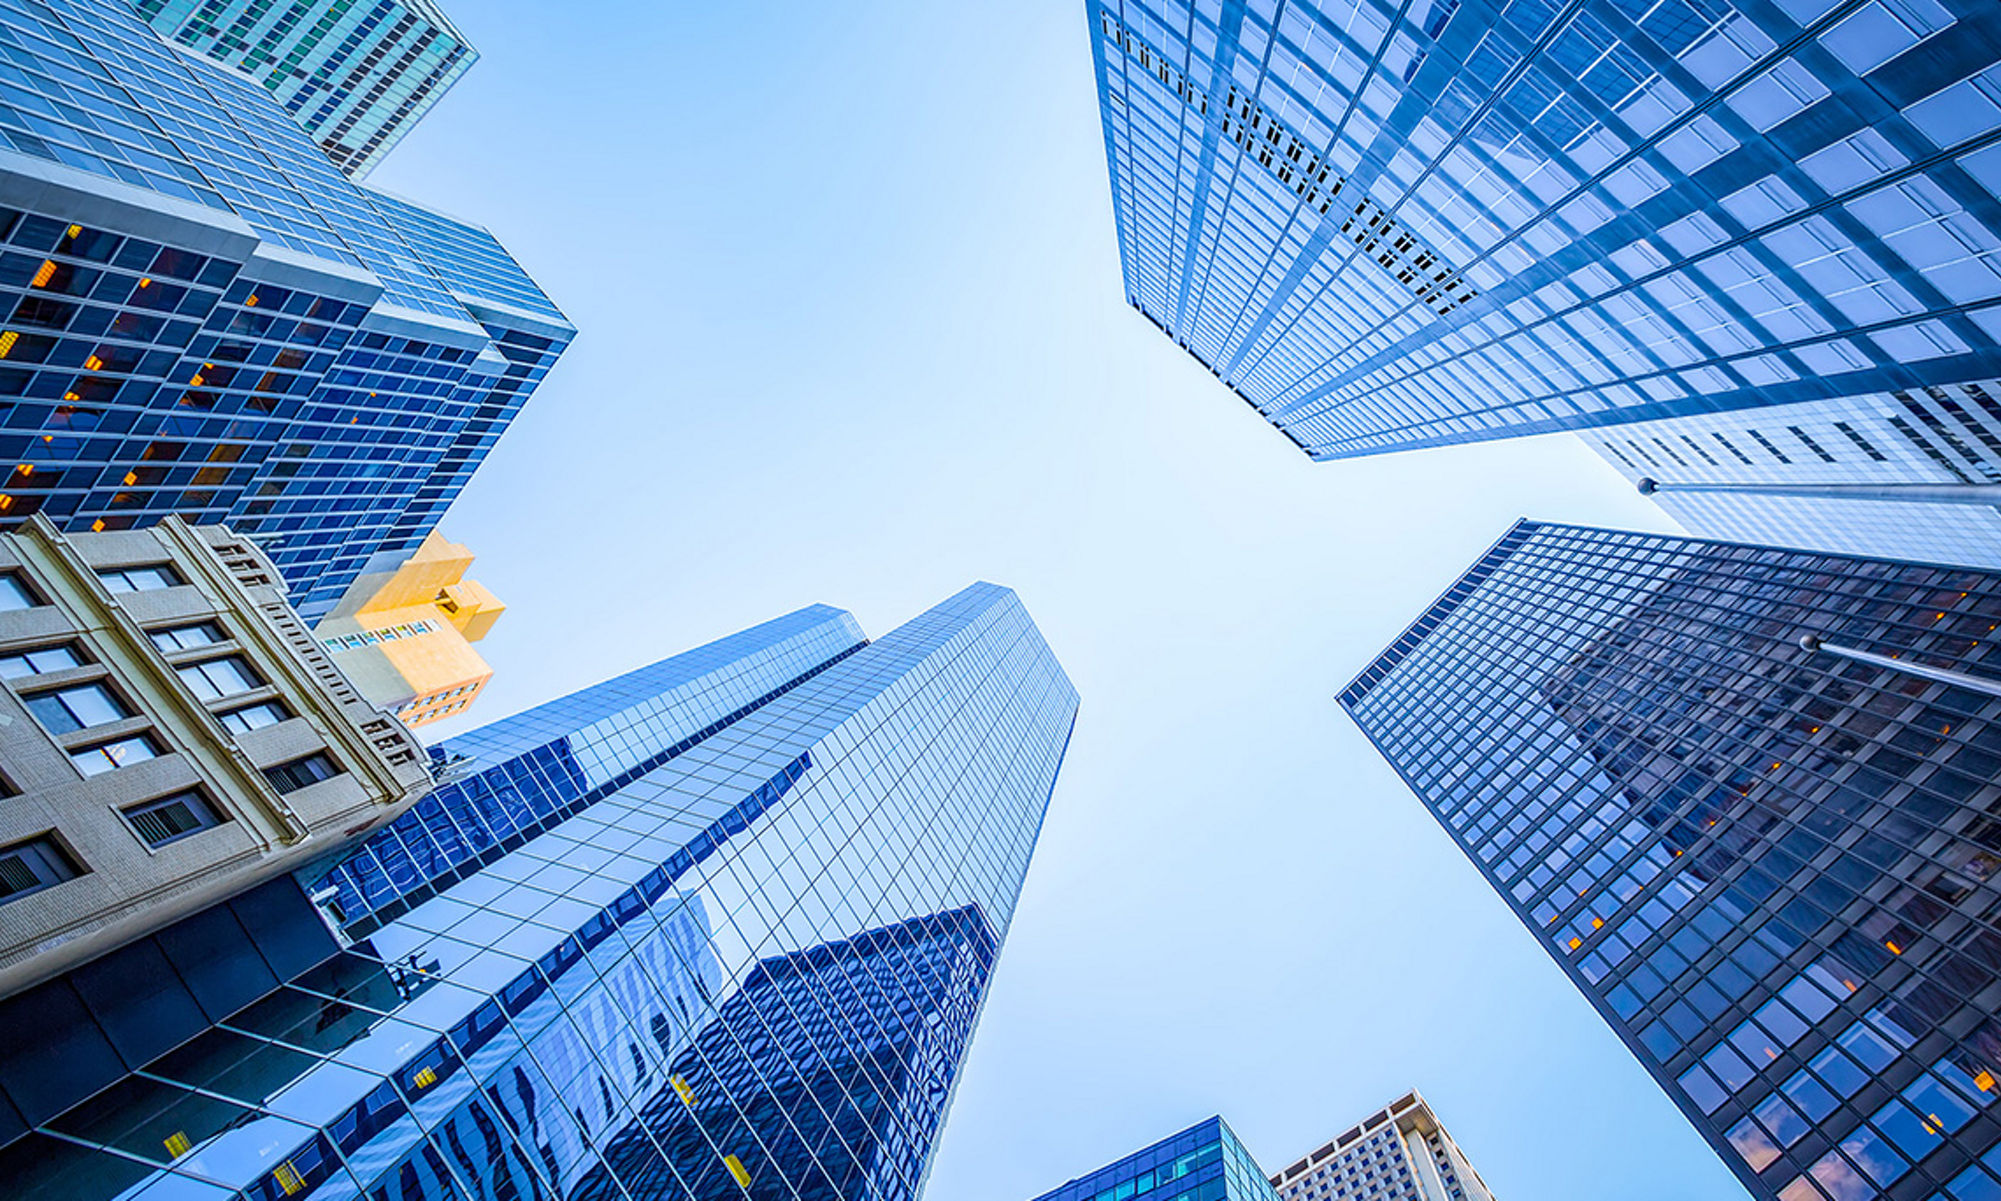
(370, 2, 1747, 1198)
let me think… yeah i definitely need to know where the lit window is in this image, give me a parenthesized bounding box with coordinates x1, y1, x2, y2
(0, 574, 39, 611)
(176, 655, 262, 701)
(98, 565, 182, 593)
(219, 701, 288, 733)
(72, 733, 161, 777)
(25, 681, 131, 734)
(0, 643, 84, 679)
(264, 752, 338, 794)
(0, 834, 80, 901)
(123, 789, 220, 846)
(149, 622, 224, 652)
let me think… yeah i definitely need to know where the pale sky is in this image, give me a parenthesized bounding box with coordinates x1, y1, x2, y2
(371, 2, 1747, 1198)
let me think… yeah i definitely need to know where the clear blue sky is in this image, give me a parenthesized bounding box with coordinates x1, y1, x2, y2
(371, 3, 1750, 1199)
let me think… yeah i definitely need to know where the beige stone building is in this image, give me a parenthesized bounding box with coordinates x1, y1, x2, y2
(1270, 1092, 1498, 1201)
(310, 532, 502, 728)
(0, 515, 432, 998)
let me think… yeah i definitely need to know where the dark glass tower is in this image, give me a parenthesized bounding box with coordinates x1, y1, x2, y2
(1086, 0, 2001, 462)
(0, 583, 1078, 1201)
(0, 0, 570, 620)
(1342, 521, 2001, 1200)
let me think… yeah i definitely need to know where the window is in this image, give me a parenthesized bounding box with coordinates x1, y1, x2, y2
(149, 623, 223, 652)
(264, 752, 338, 794)
(25, 682, 131, 734)
(98, 565, 181, 593)
(176, 655, 262, 700)
(0, 574, 39, 611)
(71, 733, 161, 777)
(219, 700, 288, 733)
(123, 790, 220, 846)
(0, 643, 83, 679)
(0, 834, 79, 901)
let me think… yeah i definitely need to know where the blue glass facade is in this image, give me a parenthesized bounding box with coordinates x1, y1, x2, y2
(1343, 521, 2001, 1200)
(1028, 1117, 1281, 1201)
(0, 0, 569, 620)
(0, 581, 1078, 1201)
(1088, 0, 2001, 461)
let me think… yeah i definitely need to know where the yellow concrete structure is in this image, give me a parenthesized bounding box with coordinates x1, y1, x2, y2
(311, 533, 503, 727)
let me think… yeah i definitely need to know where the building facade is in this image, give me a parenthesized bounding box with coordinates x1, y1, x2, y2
(0, 0, 570, 621)
(1579, 388, 2001, 568)
(1086, 0, 2001, 462)
(0, 581, 1079, 1201)
(312, 530, 500, 726)
(0, 513, 430, 998)
(1268, 1092, 1497, 1201)
(1342, 521, 2001, 1200)
(1028, 1116, 1281, 1201)
(129, 0, 477, 177)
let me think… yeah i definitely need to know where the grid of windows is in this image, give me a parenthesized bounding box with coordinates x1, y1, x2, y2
(1031, 1117, 1282, 1201)
(0, 583, 1079, 1201)
(1088, 0, 2001, 461)
(1344, 521, 2001, 1199)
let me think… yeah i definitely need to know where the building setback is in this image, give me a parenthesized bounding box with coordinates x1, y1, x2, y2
(1084, 0, 2001, 472)
(0, 0, 570, 621)
(0, 581, 1078, 1201)
(1269, 1092, 1497, 1201)
(130, 0, 477, 177)
(1342, 520, 2001, 1199)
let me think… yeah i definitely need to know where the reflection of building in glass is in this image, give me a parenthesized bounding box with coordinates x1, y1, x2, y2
(0, 0, 570, 621)
(1343, 521, 2001, 1200)
(0, 582, 1077, 1201)
(1268, 1092, 1497, 1201)
(1026, 1116, 1279, 1201)
(1085, 0, 2001, 478)
(131, 0, 477, 177)
(312, 531, 504, 727)
(577, 905, 997, 1201)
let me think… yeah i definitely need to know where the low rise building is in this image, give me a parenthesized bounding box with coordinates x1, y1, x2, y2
(0, 514, 431, 998)
(1269, 1092, 1497, 1201)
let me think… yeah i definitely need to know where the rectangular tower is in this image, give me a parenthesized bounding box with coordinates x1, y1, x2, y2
(1268, 1092, 1497, 1201)
(1342, 521, 2001, 1200)
(0, 0, 570, 620)
(1027, 1116, 1281, 1201)
(1087, 0, 2001, 462)
(0, 582, 1079, 1201)
(131, 0, 477, 176)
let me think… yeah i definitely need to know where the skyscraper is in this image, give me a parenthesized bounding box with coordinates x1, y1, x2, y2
(1027, 1116, 1282, 1201)
(1267, 1092, 1498, 1201)
(0, 581, 1078, 1201)
(1342, 521, 2001, 1200)
(0, 0, 570, 621)
(1580, 390, 2001, 569)
(1086, 0, 2001, 462)
(130, 0, 476, 176)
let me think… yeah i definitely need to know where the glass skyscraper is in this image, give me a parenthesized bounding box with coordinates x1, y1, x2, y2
(131, 0, 477, 177)
(1342, 521, 2001, 1200)
(1027, 1116, 1282, 1201)
(0, 0, 570, 621)
(0, 582, 1077, 1201)
(1086, 0, 2001, 463)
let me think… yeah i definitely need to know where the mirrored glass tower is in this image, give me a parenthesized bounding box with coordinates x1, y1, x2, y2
(0, 582, 1078, 1201)
(1342, 521, 2001, 1200)
(1086, 0, 2001, 466)
(1026, 1116, 1281, 1201)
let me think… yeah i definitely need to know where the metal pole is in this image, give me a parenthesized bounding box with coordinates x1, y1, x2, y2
(1636, 478, 2001, 507)
(1799, 634, 2001, 701)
